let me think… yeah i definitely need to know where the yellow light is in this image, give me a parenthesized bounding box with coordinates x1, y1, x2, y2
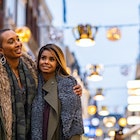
(108, 130, 116, 137)
(107, 27, 121, 41)
(118, 118, 127, 127)
(15, 26, 31, 42)
(95, 128, 103, 136)
(87, 105, 97, 115)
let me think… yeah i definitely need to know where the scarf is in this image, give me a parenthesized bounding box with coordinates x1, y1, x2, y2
(4, 59, 36, 139)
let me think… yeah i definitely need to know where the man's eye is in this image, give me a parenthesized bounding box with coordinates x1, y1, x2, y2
(8, 39, 14, 44)
(17, 38, 21, 42)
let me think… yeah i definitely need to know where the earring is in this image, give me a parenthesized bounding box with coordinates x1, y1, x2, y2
(0, 55, 6, 65)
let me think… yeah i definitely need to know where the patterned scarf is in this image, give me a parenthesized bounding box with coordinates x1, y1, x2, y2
(4, 59, 36, 140)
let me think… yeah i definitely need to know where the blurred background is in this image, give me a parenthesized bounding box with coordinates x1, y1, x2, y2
(1, 0, 140, 139)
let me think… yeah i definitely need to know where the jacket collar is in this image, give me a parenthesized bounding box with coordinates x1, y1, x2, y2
(42, 76, 59, 115)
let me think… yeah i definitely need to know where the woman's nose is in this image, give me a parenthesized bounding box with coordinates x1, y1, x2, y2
(44, 59, 49, 63)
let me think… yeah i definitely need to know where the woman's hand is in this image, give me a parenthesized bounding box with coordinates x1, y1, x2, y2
(73, 84, 82, 96)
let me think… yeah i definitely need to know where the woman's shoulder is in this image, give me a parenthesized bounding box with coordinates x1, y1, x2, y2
(57, 75, 77, 85)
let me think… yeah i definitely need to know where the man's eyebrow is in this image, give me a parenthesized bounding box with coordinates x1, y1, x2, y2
(7, 37, 13, 41)
(7, 35, 19, 40)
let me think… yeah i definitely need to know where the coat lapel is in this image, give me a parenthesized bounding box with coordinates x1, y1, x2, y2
(42, 77, 59, 140)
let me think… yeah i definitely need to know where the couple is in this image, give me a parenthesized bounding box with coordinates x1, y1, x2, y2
(0, 29, 84, 140)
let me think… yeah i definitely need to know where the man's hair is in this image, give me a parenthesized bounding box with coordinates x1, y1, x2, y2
(0, 28, 11, 48)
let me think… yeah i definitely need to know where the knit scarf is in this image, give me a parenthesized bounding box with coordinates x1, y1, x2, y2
(31, 74, 45, 140)
(4, 59, 36, 139)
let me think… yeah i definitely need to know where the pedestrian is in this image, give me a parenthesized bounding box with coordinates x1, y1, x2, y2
(0, 29, 82, 140)
(31, 44, 84, 140)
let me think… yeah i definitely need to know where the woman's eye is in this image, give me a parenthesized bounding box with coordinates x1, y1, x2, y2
(41, 56, 46, 60)
(50, 57, 55, 61)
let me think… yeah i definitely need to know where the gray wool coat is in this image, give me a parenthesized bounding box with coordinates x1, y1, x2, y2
(42, 75, 84, 140)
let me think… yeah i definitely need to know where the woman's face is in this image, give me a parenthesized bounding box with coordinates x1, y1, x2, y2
(0, 30, 22, 59)
(39, 50, 58, 75)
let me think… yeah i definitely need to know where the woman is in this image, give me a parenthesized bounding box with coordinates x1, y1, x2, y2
(31, 44, 84, 140)
(0, 29, 82, 140)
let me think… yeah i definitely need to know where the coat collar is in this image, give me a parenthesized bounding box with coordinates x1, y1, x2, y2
(42, 76, 60, 140)
(42, 76, 59, 115)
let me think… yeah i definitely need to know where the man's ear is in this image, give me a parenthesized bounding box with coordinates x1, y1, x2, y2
(0, 48, 3, 54)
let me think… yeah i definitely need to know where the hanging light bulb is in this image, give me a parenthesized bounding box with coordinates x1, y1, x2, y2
(87, 64, 103, 81)
(98, 106, 109, 116)
(103, 116, 116, 127)
(94, 88, 105, 101)
(87, 71, 103, 81)
(106, 27, 121, 41)
(72, 24, 98, 47)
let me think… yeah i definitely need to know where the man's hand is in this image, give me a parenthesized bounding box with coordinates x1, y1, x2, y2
(73, 84, 82, 96)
